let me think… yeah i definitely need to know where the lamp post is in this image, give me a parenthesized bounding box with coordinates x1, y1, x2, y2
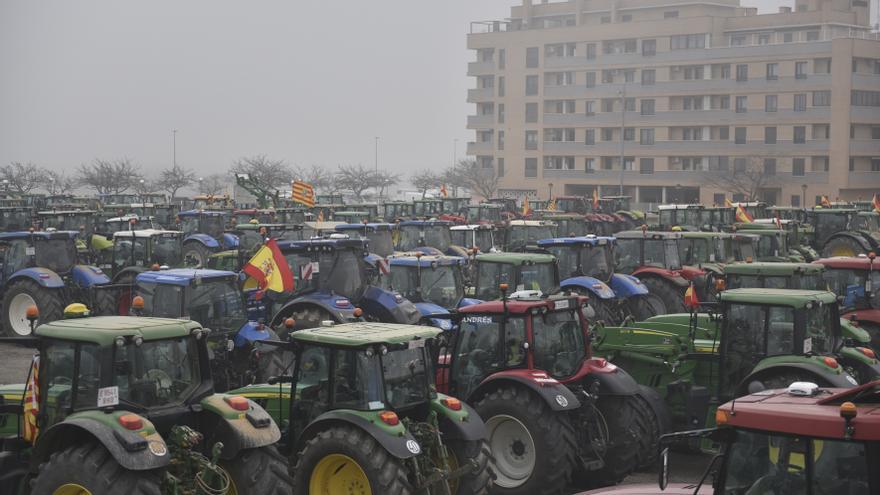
(618, 83, 627, 195)
(453, 138, 458, 167)
(374, 136, 380, 201)
(198, 177, 204, 194)
(548, 182, 554, 201)
(801, 184, 807, 208)
(172, 129, 177, 168)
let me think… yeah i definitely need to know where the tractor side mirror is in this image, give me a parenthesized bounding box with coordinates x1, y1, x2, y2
(658, 447, 670, 490)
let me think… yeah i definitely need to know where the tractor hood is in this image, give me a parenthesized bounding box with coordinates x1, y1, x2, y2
(577, 484, 695, 495)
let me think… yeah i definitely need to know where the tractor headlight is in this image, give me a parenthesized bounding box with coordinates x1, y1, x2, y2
(365, 347, 375, 357)
(115, 336, 125, 348)
(133, 336, 143, 347)
(380, 345, 388, 355)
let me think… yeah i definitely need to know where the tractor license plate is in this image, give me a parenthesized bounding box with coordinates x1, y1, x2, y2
(408, 339, 426, 349)
(555, 300, 570, 310)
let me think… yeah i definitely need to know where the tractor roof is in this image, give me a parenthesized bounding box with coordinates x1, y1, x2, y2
(459, 295, 585, 315)
(0, 231, 78, 241)
(476, 252, 556, 265)
(335, 223, 394, 231)
(136, 268, 237, 286)
(615, 230, 682, 240)
(812, 208, 858, 214)
(178, 209, 227, 217)
(537, 235, 613, 247)
(508, 220, 556, 227)
(470, 203, 501, 209)
(813, 256, 880, 271)
(37, 209, 98, 215)
(450, 224, 495, 231)
(717, 381, 880, 441)
(724, 262, 825, 276)
(720, 288, 837, 307)
(389, 254, 464, 268)
(36, 316, 202, 346)
(657, 203, 703, 210)
(534, 213, 584, 220)
(290, 322, 440, 348)
(398, 220, 452, 227)
(679, 231, 735, 240)
(113, 229, 181, 239)
(276, 238, 366, 252)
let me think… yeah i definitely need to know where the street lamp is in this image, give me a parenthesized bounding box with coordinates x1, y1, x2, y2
(618, 81, 627, 196)
(801, 184, 807, 208)
(548, 182, 554, 201)
(198, 177, 204, 194)
(374, 136, 380, 201)
(172, 129, 178, 167)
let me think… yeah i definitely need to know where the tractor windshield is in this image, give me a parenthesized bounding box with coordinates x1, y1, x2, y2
(153, 234, 181, 267)
(420, 264, 464, 308)
(363, 231, 393, 257)
(678, 238, 712, 265)
(185, 279, 246, 334)
(179, 216, 199, 236)
(752, 234, 785, 259)
(823, 269, 880, 309)
(0, 210, 32, 230)
(320, 249, 365, 300)
(546, 244, 610, 281)
(382, 347, 431, 409)
(814, 213, 849, 244)
(725, 303, 833, 359)
(397, 225, 451, 252)
(476, 262, 556, 299)
(201, 216, 225, 239)
(720, 430, 869, 494)
(34, 237, 76, 273)
(854, 214, 880, 231)
(509, 226, 555, 247)
(532, 310, 585, 378)
(646, 239, 681, 270)
(114, 337, 201, 408)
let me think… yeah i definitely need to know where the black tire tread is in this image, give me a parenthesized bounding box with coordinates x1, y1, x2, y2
(31, 441, 162, 494)
(447, 439, 492, 495)
(3, 279, 64, 336)
(589, 394, 645, 486)
(639, 277, 685, 314)
(633, 385, 671, 469)
(220, 445, 293, 495)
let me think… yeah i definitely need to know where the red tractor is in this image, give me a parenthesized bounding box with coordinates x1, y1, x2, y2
(436, 290, 663, 495)
(814, 253, 880, 349)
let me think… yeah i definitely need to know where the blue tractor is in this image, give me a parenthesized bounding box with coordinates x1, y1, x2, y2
(393, 219, 469, 257)
(535, 235, 666, 325)
(177, 210, 239, 267)
(133, 268, 285, 391)
(0, 231, 112, 336)
(334, 222, 395, 258)
(269, 238, 421, 333)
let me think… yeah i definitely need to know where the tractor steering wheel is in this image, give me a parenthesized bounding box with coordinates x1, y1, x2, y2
(145, 369, 174, 398)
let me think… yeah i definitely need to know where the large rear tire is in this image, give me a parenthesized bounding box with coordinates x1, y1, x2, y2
(633, 385, 671, 469)
(640, 277, 686, 314)
(31, 441, 162, 494)
(2, 280, 63, 336)
(219, 445, 293, 495)
(627, 294, 666, 321)
(92, 285, 118, 317)
(822, 237, 865, 258)
(586, 394, 645, 487)
(445, 439, 492, 495)
(292, 424, 412, 495)
(474, 386, 576, 495)
(182, 242, 212, 268)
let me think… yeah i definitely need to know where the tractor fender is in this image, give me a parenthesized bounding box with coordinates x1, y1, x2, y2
(846, 308, 880, 327)
(447, 245, 469, 258)
(457, 297, 483, 308)
(185, 233, 220, 249)
(360, 286, 421, 324)
(609, 273, 649, 297)
(31, 413, 169, 471)
(8, 268, 65, 289)
(222, 232, 240, 249)
(825, 232, 873, 252)
(740, 362, 858, 394)
(198, 395, 281, 460)
(838, 347, 880, 377)
(561, 276, 616, 300)
(413, 246, 444, 256)
(432, 393, 486, 441)
(415, 302, 454, 331)
(70, 265, 111, 288)
(112, 266, 146, 284)
(469, 370, 581, 412)
(840, 318, 872, 345)
(576, 358, 641, 396)
(232, 320, 272, 348)
(633, 268, 690, 288)
(296, 411, 422, 460)
(269, 293, 354, 327)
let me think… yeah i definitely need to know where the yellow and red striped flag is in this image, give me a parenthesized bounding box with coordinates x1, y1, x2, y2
(547, 197, 557, 211)
(522, 197, 532, 216)
(23, 354, 40, 443)
(592, 189, 600, 210)
(684, 284, 700, 310)
(440, 184, 448, 198)
(872, 193, 880, 213)
(292, 180, 315, 208)
(735, 204, 753, 223)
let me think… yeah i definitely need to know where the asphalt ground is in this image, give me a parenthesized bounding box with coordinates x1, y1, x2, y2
(0, 342, 712, 489)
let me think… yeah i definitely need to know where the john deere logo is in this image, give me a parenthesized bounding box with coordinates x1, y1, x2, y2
(149, 441, 167, 457)
(406, 440, 421, 454)
(555, 395, 569, 408)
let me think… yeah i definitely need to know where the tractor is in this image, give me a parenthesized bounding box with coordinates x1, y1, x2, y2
(0, 231, 113, 336)
(412, 198, 444, 218)
(381, 201, 415, 222)
(724, 261, 827, 291)
(613, 230, 702, 313)
(335, 222, 395, 258)
(177, 210, 239, 267)
(535, 213, 590, 237)
(734, 224, 806, 262)
(0, 310, 292, 494)
(747, 217, 821, 261)
(315, 193, 344, 205)
(676, 231, 755, 302)
(437, 292, 662, 493)
(450, 224, 500, 254)
(485, 197, 519, 219)
(394, 220, 469, 257)
(815, 254, 880, 349)
(499, 220, 557, 252)
(465, 203, 504, 225)
(231, 208, 276, 226)
(656, 204, 709, 232)
(441, 196, 472, 218)
(205, 222, 305, 273)
(0, 207, 34, 232)
(469, 252, 559, 301)
(232, 322, 491, 494)
(535, 236, 665, 324)
(35, 209, 99, 259)
(592, 288, 880, 438)
(273, 207, 308, 226)
(809, 208, 880, 257)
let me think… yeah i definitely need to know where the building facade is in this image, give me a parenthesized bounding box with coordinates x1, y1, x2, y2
(466, 0, 880, 208)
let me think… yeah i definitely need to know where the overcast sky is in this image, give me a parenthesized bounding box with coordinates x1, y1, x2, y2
(1, 0, 809, 181)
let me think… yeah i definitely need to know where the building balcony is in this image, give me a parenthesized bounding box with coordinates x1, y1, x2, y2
(467, 114, 495, 129)
(542, 139, 829, 155)
(852, 107, 880, 123)
(540, 168, 829, 185)
(467, 141, 494, 154)
(852, 73, 880, 91)
(543, 107, 831, 127)
(848, 171, 880, 187)
(467, 87, 495, 102)
(850, 140, 880, 155)
(467, 60, 496, 76)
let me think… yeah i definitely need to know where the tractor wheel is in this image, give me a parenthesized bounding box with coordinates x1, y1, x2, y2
(627, 294, 666, 321)
(2, 280, 63, 336)
(292, 424, 412, 495)
(587, 298, 620, 326)
(742, 371, 834, 396)
(275, 306, 336, 337)
(582, 394, 646, 487)
(30, 441, 162, 494)
(92, 285, 118, 317)
(633, 385, 671, 469)
(182, 242, 211, 268)
(639, 277, 685, 314)
(474, 386, 577, 495)
(256, 330, 295, 382)
(442, 439, 492, 495)
(822, 237, 865, 258)
(219, 446, 293, 495)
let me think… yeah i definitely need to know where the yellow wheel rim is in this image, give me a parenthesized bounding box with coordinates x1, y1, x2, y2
(436, 446, 461, 494)
(831, 245, 857, 257)
(310, 454, 372, 495)
(52, 484, 92, 495)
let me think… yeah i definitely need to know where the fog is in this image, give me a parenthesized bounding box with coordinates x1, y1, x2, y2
(0, 0, 804, 180)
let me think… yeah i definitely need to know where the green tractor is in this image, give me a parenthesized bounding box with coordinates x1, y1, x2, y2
(593, 288, 880, 436)
(733, 226, 804, 262)
(0, 309, 292, 494)
(809, 208, 880, 258)
(676, 231, 755, 301)
(232, 322, 491, 494)
(723, 261, 827, 291)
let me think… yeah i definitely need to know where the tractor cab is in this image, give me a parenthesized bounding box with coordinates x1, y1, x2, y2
(394, 220, 465, 256)
(501, 220, 557, 252)
(441, 197, 471, 216)
(465, 203, 503, 224)
(274, 207, 308, 226)
(385, 254, 471, 315)
(412, 199, 443, 218)
(555, 196, 588, 214)
(344, 203, 379, 221)
(380, 201, 415, 222)
(853, 211, 880, 232)
(657, 204, 706, 231)
(724, 262, 827, 291)
(815, 255, 880, 348)
(0, 207, 34, 232)
(614, 230, 684, 273)
(471, 253, 558, 300)
(730, 201, 768, 221)
(768, 206, 809, 223)
(331, 210, 371, 224)
(533, 213, 588, 237)
(536, 236, 613, 283)
(735, 227, 797, 262)
(190, 194, 233, 211)
(807, 208, 880, 258)
(335, 223, 395, 257)
(450, 224, 499, 253)
(315, 193, 344, 205)
(110, 230, 183, 276)
(178, 210, 228, 239)
(486, 197, 518, 217)
(100, 213, 158, 238)
(677, 232, 743, 267)
(178, 210, 238, 267)
(232, 208, 276, 226)
(37, 209, 97, 238)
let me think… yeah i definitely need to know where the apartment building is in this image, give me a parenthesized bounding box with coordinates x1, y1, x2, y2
(466, 0, 880, 207)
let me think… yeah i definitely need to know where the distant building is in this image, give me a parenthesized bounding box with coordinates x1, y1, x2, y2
(467, 0, 880, 207)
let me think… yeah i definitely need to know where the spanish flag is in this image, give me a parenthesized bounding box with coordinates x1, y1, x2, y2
(735, 204, 753, 223)
(292, 180, 316, 208)
(592, 189, 600, 210)
(820, 195, 832, 208)
(243, 239, 295, 293)
(522, 197, 532, 216)
(23, 354, 39, 443)
(440, 184, 448, 198)
(683, 284, 700, 310)
(872, 193, 880, 213)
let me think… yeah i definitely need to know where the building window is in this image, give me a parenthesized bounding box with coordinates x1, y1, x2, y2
(849, 158, 855, 171)
(683, 96, 703, 110)
(498, 131, 505, 150)
(812, 124, 830, 140)
(670, 34, 706, 50)
(526, 47, 539, 68)
(525, 158, 537, 178)
(498, 76, 505, 97)
(664, 10, 679, 18)
(806, 31, 820, 41)
(875, 60, 880, 75)
(525, 103, 538, 123)
(585, 158, 595, 172)
(873, 158, 880, 172)
(783, 32, 794, 43)
(766, 63, 778, 80)
(719, 95, 731, 109)
(642, 39, 656, 56)
(736, 64, 748, 82)
(585, 100, 595, 115)
(586, 43, 597, 60)
(812, 156, 829, 171)
(852, 90, 880, 107)
(602, 157, 614, 170)
(791, 195, 801, 207)
(765, 95, 778, 112)
(602, 70, 615, 83)
(585, 129, 595, 145)
(544, 156, 575, 170)
(621, 14, 632, 22)
(601, 128, 614, 141)
(640, 158, 655, 174)
(603, 39, 637, 55)
(496, 158, 504, 177)
(622, 69, 635, 83)
(736, 96, 747, 113)
(641, 69, 656, 85)
(602, 99, 615, 113)
(792, 158, 805, 176)
(683, 65, 704, 80)
(623, 127, 635, 141)
(719, 126, 730, 140)
(498, 104, 505, 124)
(714, 193, 727, 205)
(765, 127, 777, 144)
(498, 49, 506, 69)
(794, 126, 806, 144)
(872, 127, 880, 139)
(735, 127, 746, 144)
(758, 33, 770, 45)
(731, 35, 747, 46)
(525, 75, 539, 96)
(640, 99, 655, 115)
(764, 158, 776, 175)
(585, 71, 596, 88)
(600, 16, 611, 24)
(812, 90, 830, 106)
(794, 93, 807, 112)
(734, 158, 747, 173)
(814, 58, 831, 74)
(795, 61, 807, 79)
(852, 59, 858, 73)
(640, 128, 655, 145)
(624, 97, 635, 111)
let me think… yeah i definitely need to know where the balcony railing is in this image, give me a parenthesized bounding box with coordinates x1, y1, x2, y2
(467, 114, 494, 128)
(848, 171, 880, 186)
(544, 107, 831, 126)
(467, 141, 494, 154)
(467, 60, 496, 75)
(541, 168, 829, 185)
(467, 87, 495, 102)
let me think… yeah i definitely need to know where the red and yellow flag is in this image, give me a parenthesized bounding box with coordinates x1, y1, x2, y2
(292, 180, 315, 208)
(872, 193, 880, 213)
(522, 197, 532, 216)
(592, 189, 600, 210)
(440, 184, 448, 198)
(724, 198, 733, 208)
(243, 239, 295, 293)
(684, 284, 700, 310)
(820, 195, 832, 208)
(23, 354, 39, 443)
(735, 204, 754, 223)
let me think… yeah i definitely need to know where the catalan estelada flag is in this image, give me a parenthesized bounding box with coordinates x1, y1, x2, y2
(872, 193, 880, 213)
(522, 197, 532, 216)
(292, 180, 315, 208)
(23, 354, 39, 443)
(735, 204, 754, 223)
(243, 239, 295, 293)
(684, 284, 700, 310)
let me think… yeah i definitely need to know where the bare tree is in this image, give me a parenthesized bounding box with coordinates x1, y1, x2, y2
(335, 164, 376, 201)
(229, 155, 298, 192)
(411, 170, 440, 198)
(441, 163, 470, 196)
(458, 159, 500, 200)
(42, 170, 77, 195)
(704, 157, 777, 202)
(305, 164, 338, 194)
(1, 162, 45, 195)
(375, 169, 400, 198)
(198, 174, 229, 196)
(77, 158, 143, 195)
(157, 164, 197, 200)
